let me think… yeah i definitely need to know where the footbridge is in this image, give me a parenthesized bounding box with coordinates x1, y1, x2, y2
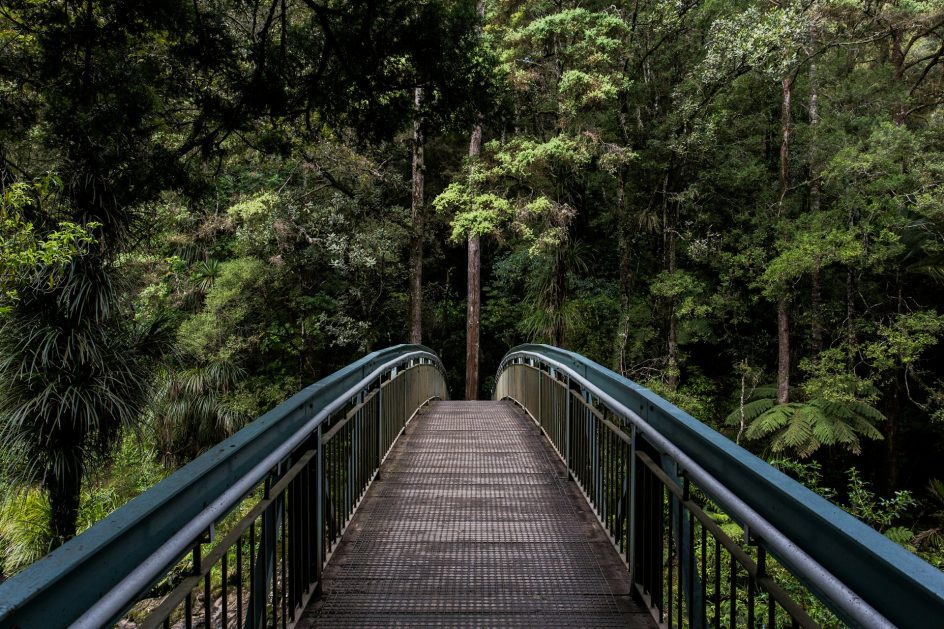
(1, 345, 943, 628)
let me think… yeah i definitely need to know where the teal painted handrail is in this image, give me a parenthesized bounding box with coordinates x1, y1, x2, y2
(0, 344, 444, 628)
(497, 344, 944, 628)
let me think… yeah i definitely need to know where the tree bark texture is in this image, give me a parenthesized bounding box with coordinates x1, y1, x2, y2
(464, 0, 485, 399)
(776, 74, 792, 403)
(779, 75, 793, 204)
(465, 234, 481, 400)
(409, 87, 425, 344)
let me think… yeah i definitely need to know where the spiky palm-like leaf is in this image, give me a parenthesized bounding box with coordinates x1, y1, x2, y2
(192, 259, 221, 293)
(521, 241, 590, 344)
(151, 359, 248, 466)
(0, 261, 172, 544)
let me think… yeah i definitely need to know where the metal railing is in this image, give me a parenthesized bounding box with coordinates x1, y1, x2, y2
(0, 345, 447, 629)
(495, 344, 944, 629)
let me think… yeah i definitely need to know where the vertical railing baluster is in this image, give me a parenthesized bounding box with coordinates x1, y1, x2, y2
(668, 492, 674, 628)
(237, 536, 244, 629)
(315, 425, 324, 596)
(222, 548, 229, 629)
(700, 520, 707, 629)
(204, 566, 211, 629)
(713, 538, 720, 629)
(748, 544, 756, 628)
(281, 493, 287, 629)
(729, 552, 737, 629)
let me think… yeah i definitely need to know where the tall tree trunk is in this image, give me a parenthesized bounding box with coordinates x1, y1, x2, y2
(809, 52, 824, 356)
(777, 74, 793, 403)
(660, 171, 680, 390)
(464, 0, 485, 399)
(409, 87, 425, 344)
(465, 233, 481, 399)
(883, 376, 901, 492)
(778, 75, 793, 212)
(666, 214, 679, 391)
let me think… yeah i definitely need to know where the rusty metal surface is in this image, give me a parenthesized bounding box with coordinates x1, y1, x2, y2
(297, 400, 654, 628)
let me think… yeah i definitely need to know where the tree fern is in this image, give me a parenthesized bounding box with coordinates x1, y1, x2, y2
(731, 387, 885, 458)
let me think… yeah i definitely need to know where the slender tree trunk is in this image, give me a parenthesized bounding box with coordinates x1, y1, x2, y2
(46, 462, 83, 547)
(846, 204, 857, 367)
(465, 233, 481, 399)
(778, 75, 793, 212)
(616, 187, 635, 375)
(553, 248, 566, 346)
(666, 210, 679, 391)
(464, 0, 485, 399)
(883, 376, 901, 492)
(777, 74, 793, 403)
(409, 87, 425, 344)
(659, 171, 680, 390)
(809, 53, 824, 356)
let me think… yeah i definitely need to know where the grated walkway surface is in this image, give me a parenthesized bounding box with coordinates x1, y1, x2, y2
(297, 400, 654, 628)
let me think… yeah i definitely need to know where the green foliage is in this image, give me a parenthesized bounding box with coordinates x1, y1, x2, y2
(727, 391, 885, 458)
(645, 369, 721, 426)
(0, 179, 98, 311)
(844, 468, 915, 533)
(150, 359, 247, 466)
(864, 311, 944, 373)
(177, 258, 271, 359)
(0, 434, 165, 577)
(7, 0, 944, 591)
(0, 485, 52, 577)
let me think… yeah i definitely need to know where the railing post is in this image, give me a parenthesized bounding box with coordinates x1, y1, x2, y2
(628, 425, 637, 574)
(587, 390, 601, 510)
(377, 381, 383, 478)
(564, 377, 572, 477)
(248, 473, 277, 629)
(314, 425, 324, 596)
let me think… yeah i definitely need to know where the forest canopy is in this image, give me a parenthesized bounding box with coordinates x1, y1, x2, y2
(3, 0, 944, 579)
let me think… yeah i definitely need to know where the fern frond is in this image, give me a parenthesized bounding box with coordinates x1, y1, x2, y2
(724, 398, 775, 425)
(746, 385, 780, 401)
(778, 412, 814, 450)
(848, 414, 884, 441)
(847, 400, 885, 423)
(830, 419, 859, 448)
(743, 403, 796, 440)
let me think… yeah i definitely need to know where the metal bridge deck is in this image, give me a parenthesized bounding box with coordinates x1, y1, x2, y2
(297, 400, 654, 628)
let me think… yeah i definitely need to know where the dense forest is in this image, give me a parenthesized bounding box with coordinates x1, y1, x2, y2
(2, 0, 944, 579)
